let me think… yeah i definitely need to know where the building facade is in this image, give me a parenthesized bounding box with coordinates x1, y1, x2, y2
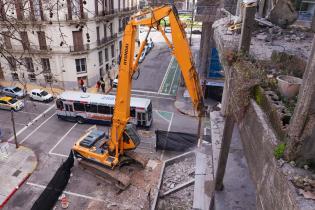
(0, 0, 138, 89)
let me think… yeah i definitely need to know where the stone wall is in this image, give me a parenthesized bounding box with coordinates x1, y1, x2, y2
(238, 101, 314, 210)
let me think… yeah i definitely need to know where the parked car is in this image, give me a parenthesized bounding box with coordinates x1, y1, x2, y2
(29, 89, 54, 102)
(148, 40, 154, 50)
(165, 27, 171, 33)
(144, 45, 150, 55)
(0, 86, 26, 98)
(0, 96, 24, 111)
(192, 29, 202, 34)
(139, 51, 146, 63)
(113, 75, 118, 88)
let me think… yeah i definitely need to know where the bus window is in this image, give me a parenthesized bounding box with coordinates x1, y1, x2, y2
(98, 105, 110, 114)
(56, 99, 63, 110)
(130, 108, 136, 117)
(85, 104, 98, 113)
(110, 106, 114, 114)
(74, 102, 85, 112)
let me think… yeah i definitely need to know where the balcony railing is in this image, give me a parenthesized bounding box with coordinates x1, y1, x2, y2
(6, 44, 51, 53)
(69, 43, 90, 53)
(118, 6, 137, 14)
(97, 34, 118, 46)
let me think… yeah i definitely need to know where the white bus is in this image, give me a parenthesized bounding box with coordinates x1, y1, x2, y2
(56, 91, 152, 127)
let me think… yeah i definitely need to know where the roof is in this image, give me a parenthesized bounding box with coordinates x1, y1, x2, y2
(58, 91, 151, 109)
(30, 89, 42, 93)
(0, 96, 13, 101)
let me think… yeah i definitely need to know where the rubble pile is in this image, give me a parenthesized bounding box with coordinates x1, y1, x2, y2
(161, 156, 195, 192)
(157, 156, 195, 209)
(254, 26, 310, 44)
(158, 185, 194, 209)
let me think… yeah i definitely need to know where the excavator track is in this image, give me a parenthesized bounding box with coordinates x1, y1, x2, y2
(78, 159, 131, 190)
(124, 150, 148, 168)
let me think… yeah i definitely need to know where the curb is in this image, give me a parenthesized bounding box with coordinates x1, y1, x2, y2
(174, 100, 198, 117)
(0, 173, 31, 208)
(0, 145, 38, 208)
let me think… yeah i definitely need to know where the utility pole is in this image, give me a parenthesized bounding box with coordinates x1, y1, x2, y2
(189, 0, 195, 46)
(11, 110, 19, 148)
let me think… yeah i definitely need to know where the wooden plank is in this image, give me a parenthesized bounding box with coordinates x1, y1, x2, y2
(214, 115, 235, 191)
(159, 179, 195, 198)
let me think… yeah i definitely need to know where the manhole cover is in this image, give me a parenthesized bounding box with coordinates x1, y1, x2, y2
(12, 169, 21, 177)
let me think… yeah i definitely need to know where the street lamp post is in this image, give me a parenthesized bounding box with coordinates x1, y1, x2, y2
(189, 0, 195, 46)
(11, 110, 19, 148)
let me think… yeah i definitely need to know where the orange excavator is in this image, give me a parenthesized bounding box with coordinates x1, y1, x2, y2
(72, 5, 204, 189)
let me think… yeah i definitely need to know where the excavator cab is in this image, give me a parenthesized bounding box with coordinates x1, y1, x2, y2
(122, 124, 141, 149)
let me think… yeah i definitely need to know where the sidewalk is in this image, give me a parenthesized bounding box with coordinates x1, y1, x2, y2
(0, 80, 113, 96)
(0, 142, 37, 208)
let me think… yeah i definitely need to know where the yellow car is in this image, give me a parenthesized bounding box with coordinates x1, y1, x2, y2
(0, 96, 24, 111)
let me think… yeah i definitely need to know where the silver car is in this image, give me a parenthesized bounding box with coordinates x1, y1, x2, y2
(1, 86, 26, 98)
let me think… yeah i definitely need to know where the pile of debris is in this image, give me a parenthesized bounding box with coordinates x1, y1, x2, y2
(157, 156, 195, 209)
(254, 26, 310, 44)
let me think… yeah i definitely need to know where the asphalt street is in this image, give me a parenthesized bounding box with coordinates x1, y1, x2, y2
(0, 33, 202, 210)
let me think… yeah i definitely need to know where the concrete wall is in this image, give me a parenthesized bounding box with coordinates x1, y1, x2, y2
(237, 100, 315, 210)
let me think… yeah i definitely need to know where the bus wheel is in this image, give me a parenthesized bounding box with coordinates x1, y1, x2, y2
(76, 116, 85, 124)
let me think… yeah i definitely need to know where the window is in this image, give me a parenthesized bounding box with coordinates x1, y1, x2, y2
(75, 58, 86, 73)
(98, 105, 111, 114)
(96, 26, 100, 44)
(56, 99, 63, 110)
(105, 48, 109, 62)
(11, 72, 19, 80)
(98, 51, 103, 65)
(37, 31, 47, 50)
(111, 44, 115, 58)
(33, 0, 42, 17)
(41, 58, 51, 73)
(24, 57, 34, 72)
(74, 102, 85, 111)
(94, 0, 98, 16)
(0, 0, 6, 20)
(44, 74, 53, 83)
(72, 0, 80, 16)
(15, 0, 24, 20)
(130, 108, 136, 117)
(20, 32, 30, 50)
(28, 73, 36, 81)
(104, 24, 107, 39)
(109, 23, 113, 36)
(3, 32, 12, 49)
(85, 104, 97, 113)
(7, 57, 16, 71)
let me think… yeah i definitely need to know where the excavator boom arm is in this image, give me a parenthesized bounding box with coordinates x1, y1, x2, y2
(109, 5, 204, 161)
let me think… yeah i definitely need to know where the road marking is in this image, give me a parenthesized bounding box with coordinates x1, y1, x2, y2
(49, 152, 68, 158)
(26, 182, 108, 203)
(158, 56, 174, 94)
(168, 62, 179, 95)
(131, 89, 170, 96)
(160, 112, 174, 160)
(130, 93, 175, 100)
(18, 113, 56, 144)
(8, 104, 55, 142)
(155, 110, 171, 123)
(49, 123, 78, 155)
